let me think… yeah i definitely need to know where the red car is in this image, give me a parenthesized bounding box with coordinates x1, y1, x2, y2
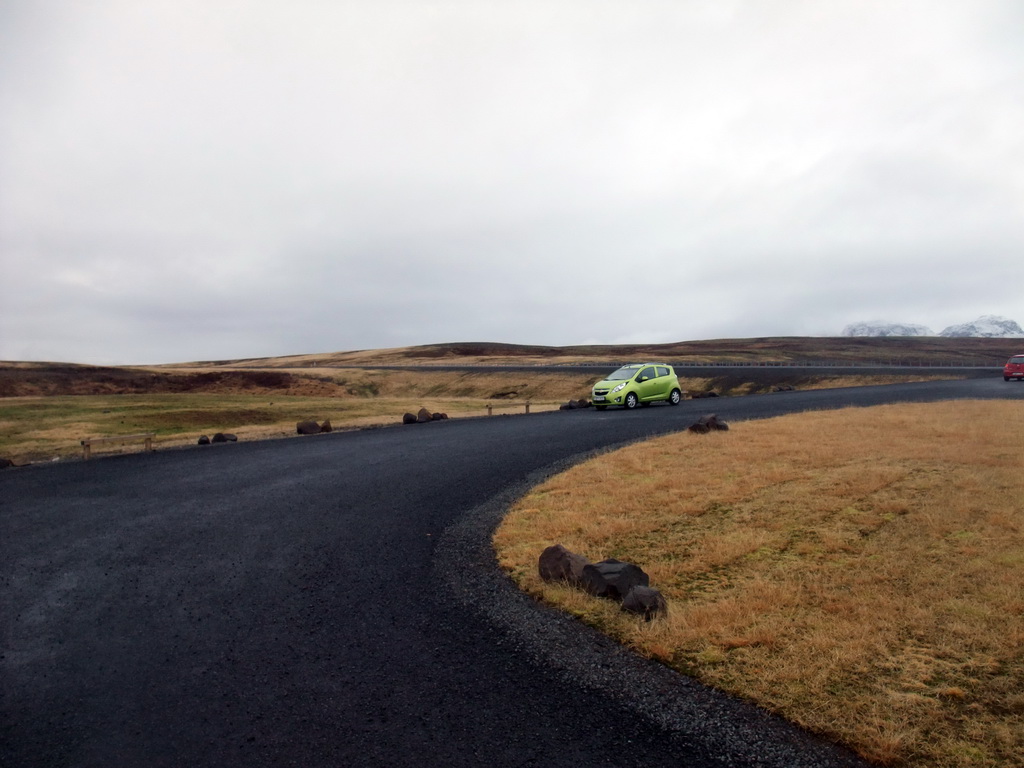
(1005, 355, 1024, 381)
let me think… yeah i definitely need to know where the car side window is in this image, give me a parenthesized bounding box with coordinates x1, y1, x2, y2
(638, 366, 655, 381)
(656, 366, 669, 378)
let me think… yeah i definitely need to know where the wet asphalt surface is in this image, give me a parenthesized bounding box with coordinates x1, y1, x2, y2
(3, 377, 1022, 767)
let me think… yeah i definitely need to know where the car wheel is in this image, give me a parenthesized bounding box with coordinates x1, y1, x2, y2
(668, 389, 681, 405)
(1006, 376, 1011, 381)
(624, 392, 639, 409)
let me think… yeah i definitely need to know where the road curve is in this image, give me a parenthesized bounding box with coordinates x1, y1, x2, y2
(3, 377, 1021, 767)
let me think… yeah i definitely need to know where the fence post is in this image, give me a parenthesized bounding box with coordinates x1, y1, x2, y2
(525, 401, 531, 414)
(487, 404, 493, 416)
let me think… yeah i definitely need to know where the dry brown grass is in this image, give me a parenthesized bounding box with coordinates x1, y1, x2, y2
(494, 401, 1024, 767)
(0, 366, 599, 463)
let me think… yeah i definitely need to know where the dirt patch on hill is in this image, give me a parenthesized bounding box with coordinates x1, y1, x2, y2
(0, 365, 349, 398)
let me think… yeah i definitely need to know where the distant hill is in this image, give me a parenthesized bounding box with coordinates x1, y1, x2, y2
(4, 337, 1019, 397)
(166, 336, 1021, 369)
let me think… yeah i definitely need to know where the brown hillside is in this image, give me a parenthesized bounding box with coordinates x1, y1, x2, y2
(170, 336, 1019, 368)
(0, 364, 349, 398)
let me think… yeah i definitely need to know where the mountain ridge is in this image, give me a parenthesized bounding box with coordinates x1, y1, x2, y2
(843, 315, 1021, 339)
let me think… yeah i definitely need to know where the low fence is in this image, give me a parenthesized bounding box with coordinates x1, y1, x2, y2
(486, 401, 532, 416)
(81, 433, 156, 459)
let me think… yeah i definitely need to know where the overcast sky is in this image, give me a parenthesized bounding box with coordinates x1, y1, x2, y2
(1, 1, 1021, 364)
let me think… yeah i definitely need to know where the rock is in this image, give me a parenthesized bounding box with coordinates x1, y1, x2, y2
(211, 432, 237, 443)
(581, 559, 650, 601)
(773, 384, 794, 392)
(402, 412, 418, 425)
(0, 457, 13, 469)
(622, 586, 668, 620)
(296, 420, 321, 435)
(431, 413, 448, 421)
(416, 408, 433, 423)
(560, 399, 592, 410)
(690, 414, 729, 433)
(198, 435, 211, 445)
(538, 544, 591, 585)
(320, 420, 333, 433)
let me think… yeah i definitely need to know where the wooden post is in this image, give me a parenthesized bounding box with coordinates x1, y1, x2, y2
(525, 401, 531, 414)
(81, 440, 91, 460)
(487, 404, 493, 416)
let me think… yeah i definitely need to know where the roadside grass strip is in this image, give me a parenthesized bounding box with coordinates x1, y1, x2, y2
(494, 401, 1024, 768)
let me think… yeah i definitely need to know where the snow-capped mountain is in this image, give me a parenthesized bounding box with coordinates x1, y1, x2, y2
(939, 315, 1023, 338)
(842, 321, 935, 337)
(843, 315, 1022, 337)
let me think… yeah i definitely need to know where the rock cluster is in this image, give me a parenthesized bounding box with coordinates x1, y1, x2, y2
(690, 391, 719, 399)
(688, 413, 729, 434)
(198, 433, 238, 445)
(537, 543, 667, 620)
(296, 420, 334, 435)
(558, 399, 592, 410)
(402, 408, 449, 425)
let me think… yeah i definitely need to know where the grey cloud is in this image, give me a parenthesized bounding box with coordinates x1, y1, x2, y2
(2, 1, 1022, 363)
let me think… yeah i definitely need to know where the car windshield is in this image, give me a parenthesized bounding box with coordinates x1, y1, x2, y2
(606, 367, 640, 381)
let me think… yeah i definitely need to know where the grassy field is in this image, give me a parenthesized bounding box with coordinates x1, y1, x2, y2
(0, 366, 957, 463)
(0, 393, 565, 463)
(0, 368, 600, 462)
(494, 401, 1024, 767)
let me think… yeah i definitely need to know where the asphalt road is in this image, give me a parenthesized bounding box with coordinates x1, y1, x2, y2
(3, 377, 1022, 767)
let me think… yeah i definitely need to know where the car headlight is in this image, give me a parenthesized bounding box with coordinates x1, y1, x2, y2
(611, 382, 627, 393)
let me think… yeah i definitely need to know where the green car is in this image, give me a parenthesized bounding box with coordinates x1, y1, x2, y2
(591, 364, 683, 410)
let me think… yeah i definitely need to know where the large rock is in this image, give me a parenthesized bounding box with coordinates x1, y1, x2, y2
(581, 558, 650, 600)
(0, 457, 13, 469)
(320, 419, 333, 433)
(211, 432, 237, 443)
(416, 408, 433, 423)
(538, 544, 591, 585)
(402, 412, 418, 425)
(296, 420, 321, 435)
(197, 435, 210, 445)
(621, 585, 668, 621)
(689, 414, 729, 433)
